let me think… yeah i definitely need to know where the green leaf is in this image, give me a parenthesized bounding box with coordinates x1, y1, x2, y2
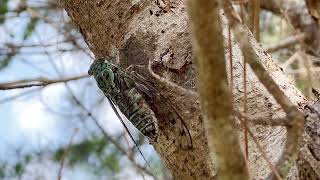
(54, 149, 64, 161)
(103, 154, 120, 172)
(0, 164, 6, 178)
(23, 17, 38, 40)
(53, 136, 107, 165)
(14, 163, 24, 176)
(0, 0, 9, 24)
(0, 55, 13, 70)
(24, 155, 32, 164)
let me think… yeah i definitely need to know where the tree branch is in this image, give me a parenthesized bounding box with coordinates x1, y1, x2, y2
(265, 33, 305, 53)
(260, 0, 320, 57)
(0, 74, 89, 90)
(224, 2, 305, 179)
(237, 117, 283, 180)
(234, 110, 290, 126)
(58, 128, 79, 180)
(188, 0, 249, 179)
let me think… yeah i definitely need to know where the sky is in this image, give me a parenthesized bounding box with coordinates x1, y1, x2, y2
(0, 1, 160, 179)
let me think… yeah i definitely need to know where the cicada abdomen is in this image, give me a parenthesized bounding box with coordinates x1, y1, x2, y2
(88, 58, 159, 142)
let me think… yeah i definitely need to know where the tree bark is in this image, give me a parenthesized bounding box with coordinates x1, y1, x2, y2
(60, 0, 318, 179)
(61, 1, 215, 179)
(187, 0, 248, 179)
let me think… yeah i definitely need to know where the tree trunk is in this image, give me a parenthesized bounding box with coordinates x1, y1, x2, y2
(60, 0, 319, 179)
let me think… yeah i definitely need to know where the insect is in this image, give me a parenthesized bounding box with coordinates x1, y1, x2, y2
(88, 57, 159, 143)
(88, 57, 193, 149)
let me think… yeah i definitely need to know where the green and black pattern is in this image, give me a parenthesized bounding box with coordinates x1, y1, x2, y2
(88, 57, 159, 142)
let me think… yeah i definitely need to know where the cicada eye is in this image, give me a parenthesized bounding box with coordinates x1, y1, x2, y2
(88, 65, 95, 75)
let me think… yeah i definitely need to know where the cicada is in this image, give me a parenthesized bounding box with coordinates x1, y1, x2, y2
(88, 57, 193, 148)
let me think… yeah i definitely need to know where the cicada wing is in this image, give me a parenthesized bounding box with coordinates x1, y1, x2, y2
(175, 116, 193, 149)
(160, 97, 193, 149)
(128, 70, 193, 149)
(107, 97, 158, 180)
(106, 97, 143, 142)
(134, 82, 154, 98)
(173, 109, 193, 149)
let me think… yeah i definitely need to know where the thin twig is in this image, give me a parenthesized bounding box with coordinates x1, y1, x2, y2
(242, 27, 249, 161)
(299, 51, 313, 97)
(223, 3, 305, 179)
(273, 1, 318, 57)
(235, 110, 290, 126)
(27, 8, 93, 59)
(148, 60, 198, 97)
(188, 0, 249, 179)
(280, 52, 299, 70)
(227, 23, 234, 100)
(0, 88, 40, 104)
(0, 74, 89, 90)
(285, 67, 320, 74)
(34, 32, 154, 177)
(237, 118, 283, 180)
(265, 33, 305, 53)
(58, 128, 79, 180)
(252, 0, 260, 41)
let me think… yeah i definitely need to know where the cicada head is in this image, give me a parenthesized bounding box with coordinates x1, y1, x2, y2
(88, 58, 105, 75)
(88, 58, 116, 91)
(89, 58, 114, 78)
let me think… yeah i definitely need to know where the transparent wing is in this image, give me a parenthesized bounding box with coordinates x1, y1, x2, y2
(132, 74, 193, 149)
(118, 67, 193, 149)
(161, 97, 193, 149)
(106, 97, 154, 168)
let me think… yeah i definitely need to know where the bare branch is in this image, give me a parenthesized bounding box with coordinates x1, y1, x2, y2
(0, 74, 89, 90)
(237, 118, 283, 180)
(280, 52, 300, 70)
(265, 33, 305, 53)
(261, 0, 320, 57)
(224, 2, 305, 179)
(58, 128, 79, 180)
(0, 88, 40, 104)
(147, 60, 198, 97)
(26, 8, 93, 58)
(188, 0, 249, 179)
(234, 110, 290, 126)
(73, 95, 155, 177)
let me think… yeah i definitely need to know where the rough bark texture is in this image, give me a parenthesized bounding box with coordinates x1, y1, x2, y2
(61, 0, 214, 179)
(60, 0, 317, 179)
(188, 0, 248, 179)
(299, 101, 320, 179)
(221, 15, 308, 179)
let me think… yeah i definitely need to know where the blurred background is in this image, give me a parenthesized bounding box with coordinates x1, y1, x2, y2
(0, 0, 168, 179)
(0, 0, 318, 179)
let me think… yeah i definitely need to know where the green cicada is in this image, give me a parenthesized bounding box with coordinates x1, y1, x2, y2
(88, 57, 159, 142)
(88, 57, 193, 149)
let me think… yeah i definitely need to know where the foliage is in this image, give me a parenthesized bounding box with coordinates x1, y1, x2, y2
(0, 163, 6, 178)
(0, 55, 14, 70)
(0, 0, 137, 178)
(23, 17, 38, 40)
(0, 0, 9, 24)
(54, 136, 121, 174)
